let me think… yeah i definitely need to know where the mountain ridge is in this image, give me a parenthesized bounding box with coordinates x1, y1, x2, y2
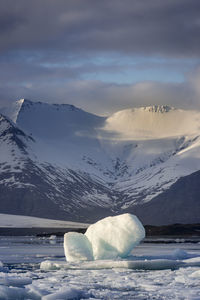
(0, 99, 200, 224)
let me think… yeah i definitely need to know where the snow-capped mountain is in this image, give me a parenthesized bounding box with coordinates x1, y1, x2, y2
(1, 99, 200, 225)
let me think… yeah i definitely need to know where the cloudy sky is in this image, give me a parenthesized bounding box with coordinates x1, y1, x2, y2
(0, 0, 200, 114)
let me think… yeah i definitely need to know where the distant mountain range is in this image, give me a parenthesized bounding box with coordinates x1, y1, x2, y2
(0, 99, 200, 225)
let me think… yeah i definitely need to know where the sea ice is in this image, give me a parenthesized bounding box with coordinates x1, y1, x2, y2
(64, 232, 93, 262)
(40, 258, 181, 271)
(1, 236, 200, 299)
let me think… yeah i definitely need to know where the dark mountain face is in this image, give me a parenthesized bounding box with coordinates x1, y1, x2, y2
(0, 114, 34, 153)
(0, 161, 118, 223)
(0, 114, 118, 222)
(0, 100, 200, 225)
(126, 170, 200, 225)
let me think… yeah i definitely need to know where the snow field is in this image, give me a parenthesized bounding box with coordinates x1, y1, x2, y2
(0, 213, 89, 228)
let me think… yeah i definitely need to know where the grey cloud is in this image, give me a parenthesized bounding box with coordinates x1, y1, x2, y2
(1, 0, 200, 113)
(0, 0, 200, 57)
(1, 67, 200, 115)
(0, 54, 132, 86)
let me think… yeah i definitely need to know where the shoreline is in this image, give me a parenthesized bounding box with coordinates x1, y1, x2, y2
(0, 223, 199, 238)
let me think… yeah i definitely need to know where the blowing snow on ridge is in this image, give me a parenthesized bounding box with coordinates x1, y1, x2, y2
(0, 99, 200, 225)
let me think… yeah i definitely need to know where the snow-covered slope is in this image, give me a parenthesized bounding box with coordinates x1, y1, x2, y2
(0, 213, 89, 228)
(15, 99, 104, 139)
(0, 113, 35, 189)
(1, 99, 200, 224)
(105, 105, 200, 139)
(1, 99, 25, 123)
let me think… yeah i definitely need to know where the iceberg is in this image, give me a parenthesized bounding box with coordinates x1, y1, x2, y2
(64, 213, 145, 261)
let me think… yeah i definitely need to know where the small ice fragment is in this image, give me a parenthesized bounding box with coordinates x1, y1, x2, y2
(42, 287, 84, 300)
(64, 232, 93, 262)
(0, 286, 29, 299)
(40, 260, 61, 271)
(0, 276, 32, 287)
(85, 213, 145, 260)
(49, 235, 56, 240)
(172, 249, 189, 259)
(49, 235, 57, 244)
(189, 270, 200, 278)
(0, 261, 6, 272)
(183, 257, 200, 267)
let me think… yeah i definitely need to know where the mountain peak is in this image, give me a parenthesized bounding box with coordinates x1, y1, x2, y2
(141, 105, 175, 113)
(105, 105, 200, 139)
(18, 98, 33, 105)
(7, 98, 104, 139)
(0, 113, 33, 152)
(2, 99, 85, 125)
(17, 99, 84, 115)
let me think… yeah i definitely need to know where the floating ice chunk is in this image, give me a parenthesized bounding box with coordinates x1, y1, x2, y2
(63, 213, 145, 262)
(40, 258, 181, 271)
(189, 270, 200, 278)
(0, 276, 32, 287)
(40, 260, 63, 271)
(183, 256, 200, 267)
(64, 232, 93, 262)
(49, 235, 57, 244)
(0, 261, 7, 272)
(72, 259, 181, 270)
(0, 261, 4, 272)
(42, 287, 84, 300)
(172, 249, 189, 259)
(125, 259, 182, 270)
(49, 235, 56, 239)
(85, 213, 145, 260)
(0, 286, 29, 300)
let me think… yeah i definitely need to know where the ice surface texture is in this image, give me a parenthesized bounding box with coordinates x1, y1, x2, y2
(1, 236, 200, 299)
(64, 232, 93, 262)
(64, 213, 145, 261)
